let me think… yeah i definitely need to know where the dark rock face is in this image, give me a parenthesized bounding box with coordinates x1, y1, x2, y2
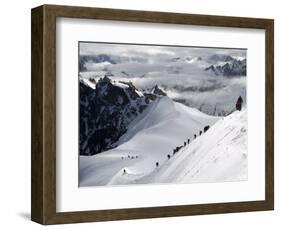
(205, 58, 246, 77)
(79, 77, 160, 155)
(151, 85, 167, 96)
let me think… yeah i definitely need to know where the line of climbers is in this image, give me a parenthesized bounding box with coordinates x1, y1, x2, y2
(121, 155, 139, 160)
(154, 95, 244, 169)
(155, 125, 210, 169)
(122, 125, 211, 174)
(122, 96, 244, 174)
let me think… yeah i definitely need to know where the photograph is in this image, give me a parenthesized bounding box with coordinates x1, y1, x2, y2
(78, 42, 247, 187)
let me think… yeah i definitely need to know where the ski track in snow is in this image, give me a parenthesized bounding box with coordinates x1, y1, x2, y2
(79, 96, 247, 187)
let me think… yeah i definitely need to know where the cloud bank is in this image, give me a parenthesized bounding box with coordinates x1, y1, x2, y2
(79, 42, 247, 116)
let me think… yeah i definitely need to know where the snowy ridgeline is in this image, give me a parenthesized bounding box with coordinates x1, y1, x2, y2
(79, 95, 247, 186)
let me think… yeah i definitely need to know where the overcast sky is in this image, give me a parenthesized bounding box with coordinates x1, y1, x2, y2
(80, 42, 246, 63)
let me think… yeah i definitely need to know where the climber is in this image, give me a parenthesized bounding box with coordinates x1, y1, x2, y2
(236, 96, 243, 111)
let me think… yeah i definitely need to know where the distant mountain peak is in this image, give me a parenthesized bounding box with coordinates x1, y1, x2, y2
(204, 65, 220, 75)
(89, 77, 96, 84)
(151, 85, 167, 96)
(100, 75, 111, 83)
(208, 54, 235, 63)
(205, 57, 247, 77)
(171, 57, 181, 62)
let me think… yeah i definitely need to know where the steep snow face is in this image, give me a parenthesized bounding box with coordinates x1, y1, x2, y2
(132, 109, 248, 184)
(79, 96, 219, 186)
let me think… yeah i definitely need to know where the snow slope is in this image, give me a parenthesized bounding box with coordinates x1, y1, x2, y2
(130, 108, 248, 185)
(79, 96, 218, 186)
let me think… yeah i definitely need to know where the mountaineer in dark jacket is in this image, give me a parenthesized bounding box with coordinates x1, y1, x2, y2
(236, 96, 243, 111)
(204, 125, 210, 132)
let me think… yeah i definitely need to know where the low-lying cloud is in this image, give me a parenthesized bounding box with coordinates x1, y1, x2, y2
(79, 42, 247, 115)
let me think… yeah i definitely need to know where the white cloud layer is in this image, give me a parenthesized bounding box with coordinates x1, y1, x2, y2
(79, 42, 247, 115)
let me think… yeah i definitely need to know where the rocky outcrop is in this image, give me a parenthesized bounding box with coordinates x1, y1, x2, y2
(79, 76, 165, 155)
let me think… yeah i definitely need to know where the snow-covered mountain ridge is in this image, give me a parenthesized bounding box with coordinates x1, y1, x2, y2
(128, 108, 248, 184)
(80, 107, 247, 186)
(78, 44, 247, 186)
(205, 58, 246, 77)
(79, 95, 220, 186)
(79, 76, 170, 155)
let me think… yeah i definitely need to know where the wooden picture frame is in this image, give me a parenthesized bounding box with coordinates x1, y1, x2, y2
(31, 4, 274, 225)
